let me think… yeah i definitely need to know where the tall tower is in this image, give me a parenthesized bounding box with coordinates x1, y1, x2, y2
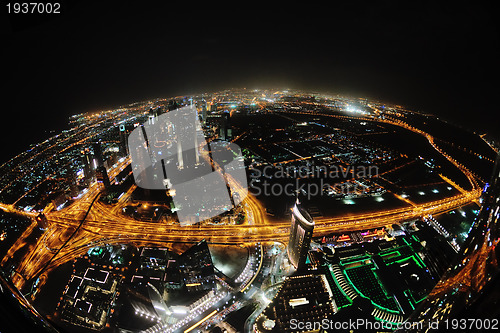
(148, 107, 156, 125)
(119, 124, 129, 157)
(219, 112, 230, 140)
(67, 168, 79, 198)
(92, 141, 104, 168)
(288, 200, 315, 270)
(81, 148, 94, 184)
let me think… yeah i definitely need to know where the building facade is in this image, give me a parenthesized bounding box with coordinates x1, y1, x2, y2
(288, 200, 315, 269)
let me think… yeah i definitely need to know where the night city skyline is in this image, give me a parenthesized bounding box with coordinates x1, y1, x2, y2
(2, 3, 500, 333)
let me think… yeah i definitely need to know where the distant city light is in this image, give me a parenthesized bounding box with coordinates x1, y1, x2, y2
(0, 88, 491, 333)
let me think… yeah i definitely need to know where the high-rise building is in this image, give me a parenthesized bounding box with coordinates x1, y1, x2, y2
(119, 124, 128, 157)
(81, 148, 94, 184)
(148, 106, 163, 124)
(219, 112, 230, 140)
(178, 240, 216, 293)
(148, 107, 155, 125)
(92, 141, 104, 168)
(67, 169, 78, 198)
(201, 102, 208, 123)
(288, 200, 315, 270)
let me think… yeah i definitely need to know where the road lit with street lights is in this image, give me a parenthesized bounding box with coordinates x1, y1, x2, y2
(1, 104, 485, 294)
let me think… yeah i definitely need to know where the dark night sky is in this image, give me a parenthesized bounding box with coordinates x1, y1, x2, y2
(2, 1, 499, 163)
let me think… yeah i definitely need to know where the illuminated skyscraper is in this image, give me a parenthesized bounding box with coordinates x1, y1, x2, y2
(119, 124, 128, 156)
(81, 148, 94, 184)
(92, 141, 104, 168)
(67, 169, 78, 198)
(288, 200, 315, 269)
